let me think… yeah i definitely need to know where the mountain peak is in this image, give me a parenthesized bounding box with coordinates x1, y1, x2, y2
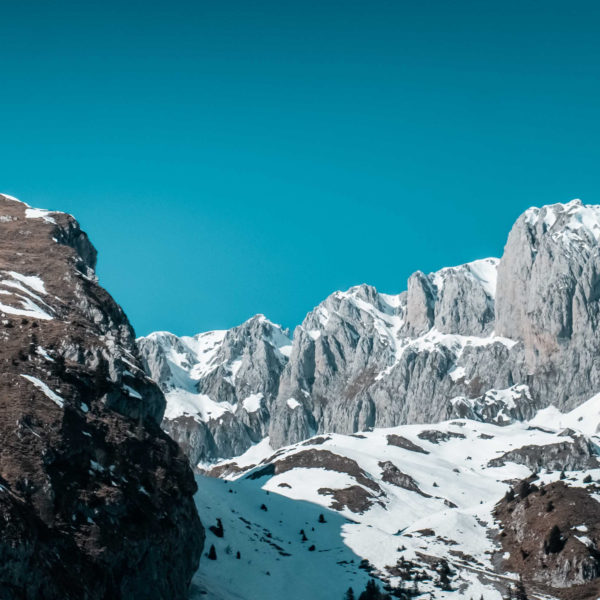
(522, 198, 600, 246)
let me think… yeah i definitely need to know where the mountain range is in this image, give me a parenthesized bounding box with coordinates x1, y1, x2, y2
(3, 192, 600, 599)
(139, 198, 600, 463)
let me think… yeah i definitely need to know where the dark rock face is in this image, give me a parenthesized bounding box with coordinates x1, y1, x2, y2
(494, 480, 600, 595)
(386, 434, 429, 454)
(0, 195, 203, 599)
(378, 461, 430, 497)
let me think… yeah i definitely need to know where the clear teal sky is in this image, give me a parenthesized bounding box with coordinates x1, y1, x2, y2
(1, 1, 599, 335)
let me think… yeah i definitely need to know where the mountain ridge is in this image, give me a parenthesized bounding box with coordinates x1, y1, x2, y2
(140, 198, 600, 464)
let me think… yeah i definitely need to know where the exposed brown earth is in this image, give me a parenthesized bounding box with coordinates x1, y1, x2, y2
(0, 196, 203, 599)
(378, 460, 431, 497)
(270, 449, 381, 492)
(494, 479, 600, 599)
(317, 485, 380, 513)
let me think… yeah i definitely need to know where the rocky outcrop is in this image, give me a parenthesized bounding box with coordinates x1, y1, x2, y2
(267, 201, 600, 448)
(495, 479, 600, 595)
(0, 195, 203, 599)
(138, 315, 291, 462)
(451, 384, 542, 424)
(487, 435, 598, 472)
(269, 259, 512, 448)
(495, 200, 600, 411)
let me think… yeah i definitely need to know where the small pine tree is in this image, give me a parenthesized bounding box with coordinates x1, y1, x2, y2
(260, 503, 268, 511)
(437, 559, 452, 591)
(514, 576, 528, 600)
(518, 480, 531, 499)
(544, 525, 566, 554)
(544, 525, 565, 554)
(207, 544, 217, 560)
(344, 587, 355, 600)
(54, 354, 66, 377)
(318, 513, 326, 523)
(236, 550, 241, 559)
(358, 579, 379, 600)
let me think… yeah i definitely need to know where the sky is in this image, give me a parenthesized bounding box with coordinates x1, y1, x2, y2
(1, 1, 599, 336)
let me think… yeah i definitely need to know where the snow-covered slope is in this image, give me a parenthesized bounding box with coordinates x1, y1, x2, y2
(190, 475, 376, 600)
(199, 398, 600, 599)
(136, 198, 600, 597)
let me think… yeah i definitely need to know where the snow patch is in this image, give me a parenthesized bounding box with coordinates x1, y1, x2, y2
(6, 272, 47, 295)
(287, 398, 301, 410)
(123, 384, 142, 400)
(25, 208, 57, 224)
(242, 393, 263, 413)
(20, 374, 64, 408)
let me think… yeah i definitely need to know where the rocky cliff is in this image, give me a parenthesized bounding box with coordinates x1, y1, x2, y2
(138, 316, 291, 462)
(141, 199, 600, 461)
(0, 194, 203, 599)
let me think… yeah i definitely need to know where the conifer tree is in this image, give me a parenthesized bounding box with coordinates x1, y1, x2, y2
(514, 576, 528, 600)
(437, 559, 452, 591)
(544, 525, 564, 554)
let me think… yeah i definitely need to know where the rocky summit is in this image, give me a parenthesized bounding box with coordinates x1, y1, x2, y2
(0, 194, 203, 599)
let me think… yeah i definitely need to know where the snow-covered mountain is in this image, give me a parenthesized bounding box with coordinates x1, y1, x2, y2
(138, 315, 292, 462)
(5, 192, 600, 599)
(137, 198, 600, 599)
(141, 199, 600, 464)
